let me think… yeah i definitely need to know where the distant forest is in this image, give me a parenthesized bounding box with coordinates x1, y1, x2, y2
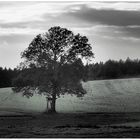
(1, 57, 140, 88)
(84, 57, 140, 80)
(0, 68, 19, 88)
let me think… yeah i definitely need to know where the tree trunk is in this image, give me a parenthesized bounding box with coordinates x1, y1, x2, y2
(45, 81, 57, 113)
(50, 93, 56, 113)
(50, 81, 57, 113)
(45, 95, 56, 113)
(45, 53, 57, 113)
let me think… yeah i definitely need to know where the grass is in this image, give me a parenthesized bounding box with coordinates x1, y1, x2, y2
(1, 78, 140, 113)
(0, 113, 140, 137)
(0, 78, 140, 137)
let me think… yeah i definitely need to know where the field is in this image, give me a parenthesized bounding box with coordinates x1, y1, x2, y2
(0, 78, 140, 137)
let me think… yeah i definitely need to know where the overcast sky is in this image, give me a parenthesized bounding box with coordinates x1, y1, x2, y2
(0, 1, 140, 68)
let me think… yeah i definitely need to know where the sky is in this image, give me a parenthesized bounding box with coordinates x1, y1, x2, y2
(0, 1, 140, 68)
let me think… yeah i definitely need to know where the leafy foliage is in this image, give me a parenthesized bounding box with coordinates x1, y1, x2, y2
(12, 26, 94, 100)
(2, 58, 140, 89)
(84, 58, 140, 80)
(0, 67, 18, 88)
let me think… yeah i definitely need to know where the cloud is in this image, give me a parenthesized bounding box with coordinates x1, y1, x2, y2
(0, 1, 140, 68)
(0, 27, 45, 36)
(0, 1, 86, 24)
(86, 1, 140, 11)
(0, 1, 87, 35)
(1, 2, 140, 27)
(0, 34, 33, 50)
(0, 2, 62, 23)
(1, 1, 140, 37)
(71, 25, 140, 42)
(64, 5, 140, 27)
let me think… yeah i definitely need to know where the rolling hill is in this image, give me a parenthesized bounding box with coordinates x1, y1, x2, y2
(0, 78, 140, 115)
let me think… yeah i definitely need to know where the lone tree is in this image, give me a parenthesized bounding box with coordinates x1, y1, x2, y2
(12, 26, 94, 113)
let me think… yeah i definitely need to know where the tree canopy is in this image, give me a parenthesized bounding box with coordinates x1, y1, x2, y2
(12, 26, 94, 112)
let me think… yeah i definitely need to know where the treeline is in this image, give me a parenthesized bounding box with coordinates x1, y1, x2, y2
(1, 57, 140, 88)
(0, 67, 18, 88)
(83, 57, 140, 81)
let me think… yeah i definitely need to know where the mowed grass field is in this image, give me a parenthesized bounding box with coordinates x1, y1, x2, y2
(0, 78, 140, 114)
(0, 78, 140, 138)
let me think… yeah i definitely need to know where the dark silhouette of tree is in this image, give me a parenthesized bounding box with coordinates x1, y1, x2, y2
(12, 26, 94, 113)
(83, 58, 140, 81)
(1, 57, 140, 88)
(0, 67, 18, 88)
